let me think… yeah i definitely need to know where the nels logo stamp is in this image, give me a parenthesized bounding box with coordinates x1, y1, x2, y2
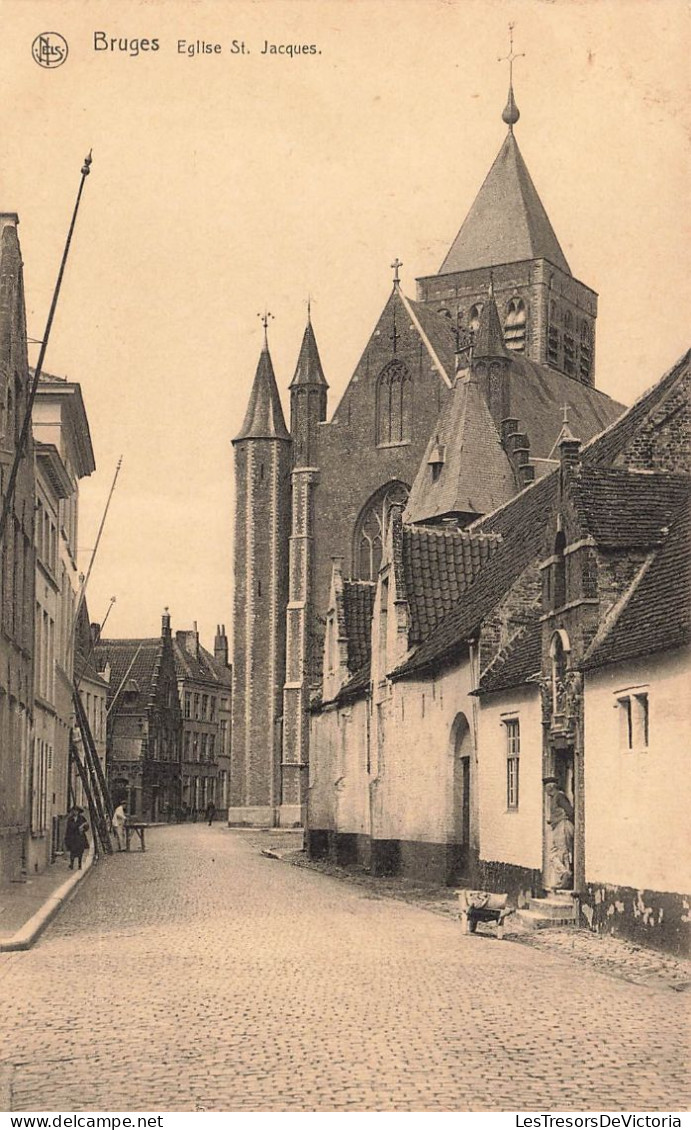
(32, 32, 69, 68)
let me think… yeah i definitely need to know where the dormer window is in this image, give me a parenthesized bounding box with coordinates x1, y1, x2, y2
(504, 297, 527, 352)
(428, 439, 446, 483)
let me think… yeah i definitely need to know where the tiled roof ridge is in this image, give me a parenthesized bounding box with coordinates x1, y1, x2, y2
(583, 348, 690, 462)
(405, 523, 502, 545)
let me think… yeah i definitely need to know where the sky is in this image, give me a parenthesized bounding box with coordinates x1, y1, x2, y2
(2, 0, 689, 646)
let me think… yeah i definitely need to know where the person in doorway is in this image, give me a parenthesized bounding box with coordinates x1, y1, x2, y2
(205, 800, 216, 826)
(65, 806, 89, 870)
(111, 801, 127, 852)
(543, 776, 574, 889)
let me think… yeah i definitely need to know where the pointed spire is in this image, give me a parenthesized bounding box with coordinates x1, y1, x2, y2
(289, 312, 328, 389)
(473, 279, 510, 359)
(234, 330, 291, 442)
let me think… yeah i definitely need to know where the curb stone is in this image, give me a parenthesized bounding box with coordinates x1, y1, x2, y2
(0, 848, 95, 952)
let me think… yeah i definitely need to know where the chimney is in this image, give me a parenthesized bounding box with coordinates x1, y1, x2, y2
(162, 607, 172, 639)
(214, 624, 229, 667)
(559, 435, 582, 472)
(90, 622, 101, 645)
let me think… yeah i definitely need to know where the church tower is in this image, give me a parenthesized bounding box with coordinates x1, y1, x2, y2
(417, 42, 598, 385)
(230, 322, 291, 825)
(280, 312, 328, 826)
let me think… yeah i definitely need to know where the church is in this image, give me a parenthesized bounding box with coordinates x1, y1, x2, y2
(230, 64, 625, 829)
(230, 53, 690, 951)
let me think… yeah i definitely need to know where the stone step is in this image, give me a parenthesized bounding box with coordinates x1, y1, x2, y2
(528, 896, 578, 919)
(515, 907, 578, 931)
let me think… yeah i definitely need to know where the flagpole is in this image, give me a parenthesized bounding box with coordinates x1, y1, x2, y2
(0, 151, 93, 547)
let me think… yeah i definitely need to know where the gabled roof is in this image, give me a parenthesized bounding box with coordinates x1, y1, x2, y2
(584, 349, 691, 468)
(404, 373, 516, 524)
(234, 342, 291, 442)
(289, 317, 328, 389)
(503, 355, 624, 460)
(342, 581, 375, 673)
(475, 618, 542, 696)
(95, 639, 162, 712)
(404, 295, 458, 385)
(402, 524, 501, 643)
(74, 601, 109, 689)
(173, 638, 232, 688)
(583, 494, 691, 670)
(569, 467, 689, 549)
(439, 130, 571, 276)
(393, 471, 555, 680)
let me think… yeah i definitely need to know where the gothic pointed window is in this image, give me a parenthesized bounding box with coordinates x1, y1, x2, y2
(469, 304, 483, 333)
(504, 297, 527, 352)
(376, 360, 412, 446)
(563, 310, 575, 377)
(354, 480, 409, 581)
(579, 321, 592, 383)
(547, 301, 560, 368)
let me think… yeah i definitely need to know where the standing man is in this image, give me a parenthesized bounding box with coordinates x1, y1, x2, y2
(205, 799, 216, 826)
(543, 776, 574, 889)
(112, 801, 127, 852)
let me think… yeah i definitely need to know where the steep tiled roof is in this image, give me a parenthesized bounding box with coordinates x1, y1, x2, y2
(583, 494, 691, 670)
(584, 350, 690, 467)
(439, 131, 571, 276)
(475, 619, 542, 696)
(404, 373, 516, 524)
(342, 582, 375, 673)
(173, 639, 232, 688)
(504, 355, 624, 460)
(289, 318, 328, 388)
(402, 524, 501, 644)
(234, 343, 291, 442)
(570, 467, 689, 548)
(335, 661, 371, 705)
(95, 639, 161, 712)
(393, 473, 554, 679)
(474, 289, 511, 359)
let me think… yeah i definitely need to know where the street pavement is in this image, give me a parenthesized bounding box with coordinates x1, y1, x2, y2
(0, 825, 688, 1112)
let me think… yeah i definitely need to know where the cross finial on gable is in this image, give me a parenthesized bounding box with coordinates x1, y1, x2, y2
(391, 257, 403, 286)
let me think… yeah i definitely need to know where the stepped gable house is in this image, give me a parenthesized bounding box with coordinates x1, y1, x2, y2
(230, 66, 625, 829)
(95, 610, 182, 822)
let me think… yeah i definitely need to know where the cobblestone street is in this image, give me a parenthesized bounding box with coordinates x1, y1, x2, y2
(1, 826, 688, 1112)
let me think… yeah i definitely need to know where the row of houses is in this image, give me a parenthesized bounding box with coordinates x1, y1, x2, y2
(93, 618, 232, 822)
(0, 210, 100, 882)
(309, 341, 690, 954)
(0, 207, 232, 885)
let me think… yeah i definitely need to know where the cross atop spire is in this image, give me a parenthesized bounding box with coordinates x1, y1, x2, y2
(499, 23, 523, 129)
(391, 257, 403, 286)
(258, 309, 274, 344)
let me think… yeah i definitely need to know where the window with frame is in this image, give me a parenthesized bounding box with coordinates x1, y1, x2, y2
(376, 360, 412, 446)
(505, 719, 520, 809)
(184, 692, 191, 719)
(504, 297, 527, 352)
(617, 692, 649, 751)
(353, 481, 409, 581)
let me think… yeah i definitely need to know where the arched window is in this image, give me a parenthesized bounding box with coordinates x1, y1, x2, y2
(504, 297, 527, 352)
(353, 481, 409, 581)
(547, 301, 560, 367)
(549, 629, 570, 715)
(579, 320, 592, 382)
(468, 304, 483, 332)
(376, 360, 412, 446)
